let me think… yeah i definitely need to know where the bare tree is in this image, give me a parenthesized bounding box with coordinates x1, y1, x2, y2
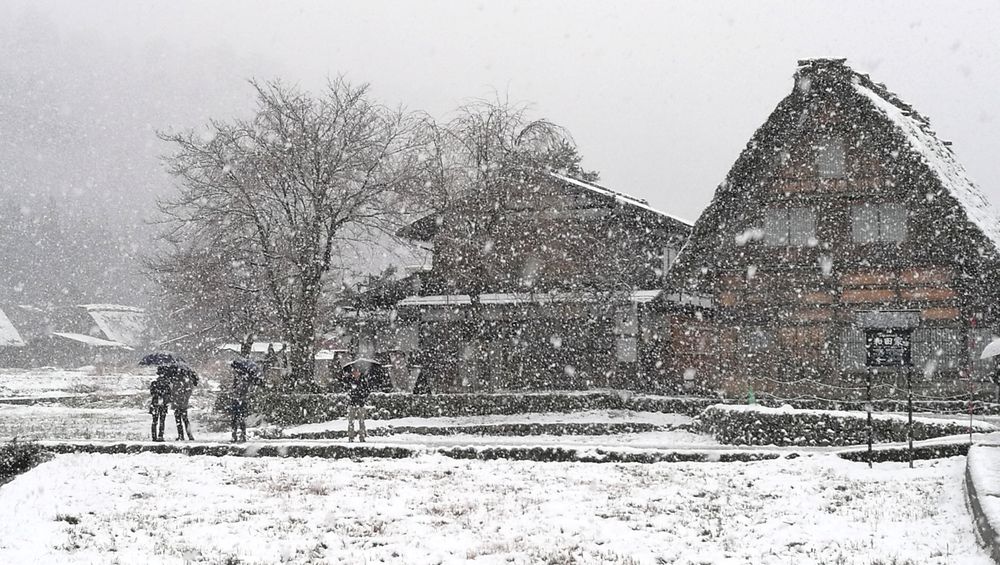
(421, 98, 597, 295)
(147, 233, 274, 356)
(157, 78, 424, 387)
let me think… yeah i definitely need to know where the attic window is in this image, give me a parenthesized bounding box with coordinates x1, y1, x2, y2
(851, 204, 907, 243)
(764, 207, 816, 246)
(816, 138, 846, 178)
(662, 245, 680, 275)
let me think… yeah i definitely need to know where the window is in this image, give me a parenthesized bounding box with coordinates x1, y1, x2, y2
(744, 327, 771, 360)
(913, 328, 961, 373)
(816, 138, 846, 178)
(851, 204, 907, 243)
(616, 337, 638, 362)
(662, 245, 680, 275)
(840, 327, 865, 370)
(615, 306, 639, 363)
(764, 207, 816, 246)
(614, 307, 638, 336)
(968, 329, 994, 379)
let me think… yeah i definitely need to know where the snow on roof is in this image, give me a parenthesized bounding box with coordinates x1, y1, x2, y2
(51, 332, 132, 349)
(851, 77, 1000, 252)
(398, 290, 663, 307)
(218, 342, 286, 354)
(398, 295, 473, 307)
(80, 305, 147, 348)
(0, 308, 26, 347)
(548, 172, 693, 227)
(79, 304, 145, 313)
(662, 292, 713, 308)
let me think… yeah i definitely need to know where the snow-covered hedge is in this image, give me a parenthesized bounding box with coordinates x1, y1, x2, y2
(698, 404, 994, 447)
(254, 391, 718, 425)
(837, 442, 970, 463)
(0, 439, 46, 483)
(757, 397, 1000, 416)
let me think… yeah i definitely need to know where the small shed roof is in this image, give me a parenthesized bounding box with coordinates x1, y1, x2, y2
(0, 307, 26, 347)
(79, 304, 147, 348)
(52, 332, 132, 349)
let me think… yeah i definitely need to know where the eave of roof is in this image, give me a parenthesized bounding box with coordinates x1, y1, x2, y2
(547, 172, 693, 227)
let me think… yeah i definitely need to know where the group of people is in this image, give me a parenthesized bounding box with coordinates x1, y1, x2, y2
(148, 363, 199, 442)
(146, 355, 379, 444)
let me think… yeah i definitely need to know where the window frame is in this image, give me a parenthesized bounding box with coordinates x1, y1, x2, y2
(816, 138, 846, 179)
(851, 203, 907, 244)
(913, 327, 962, 373)
(763, 207, 817, 247)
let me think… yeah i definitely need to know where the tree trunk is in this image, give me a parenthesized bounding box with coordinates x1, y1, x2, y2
(240, 334, 254, 357)
(282, 271, 323, 390)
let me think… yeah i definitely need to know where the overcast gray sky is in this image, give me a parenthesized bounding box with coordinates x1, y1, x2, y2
(3, 0, 999, 224)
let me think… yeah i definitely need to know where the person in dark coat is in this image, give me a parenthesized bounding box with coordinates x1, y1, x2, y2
(149, 368, 172, 442)
(341, 365, 373, 442)
(992, 357, 1000, 403)
(169, 365, 199, 441)
(229, 357, 262, 443)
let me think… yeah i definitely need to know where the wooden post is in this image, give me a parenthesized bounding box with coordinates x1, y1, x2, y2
(970, 372, 975, 444)
(867, 369, 873, 468)
(907, 367, 913, 469)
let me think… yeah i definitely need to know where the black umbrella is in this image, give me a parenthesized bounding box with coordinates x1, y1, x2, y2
(231, 357, 259, 374)
(139, 352, 186, 366)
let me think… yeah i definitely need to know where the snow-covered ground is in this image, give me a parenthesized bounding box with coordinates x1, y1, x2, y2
(0, 452, 989, 564)
(0, 368, 233, 442)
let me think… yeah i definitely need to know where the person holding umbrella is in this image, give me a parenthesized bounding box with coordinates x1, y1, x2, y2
(169, 363, 199, 441)
(979, 337, 1000, 403)
(229, 357, 263, 443)
(140, 352, 185, 442)
(341, 359, 377, 442)
(149, 366, 172, 442)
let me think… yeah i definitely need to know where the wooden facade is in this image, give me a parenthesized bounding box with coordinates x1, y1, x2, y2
(386, 172, 695, 392)
(666, 59, 1000, 400)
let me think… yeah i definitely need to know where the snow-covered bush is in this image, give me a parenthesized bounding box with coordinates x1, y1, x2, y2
(0, 439, 46, 482)
(698, 404, 994, 447)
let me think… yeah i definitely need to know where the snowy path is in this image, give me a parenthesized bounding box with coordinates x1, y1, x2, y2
(0, 452, 989, 564)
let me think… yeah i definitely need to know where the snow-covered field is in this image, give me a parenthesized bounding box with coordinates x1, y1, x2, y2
(0, 452, 989, 565)
(0, 367, 150, 400)
(0, 368, 232, 442)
